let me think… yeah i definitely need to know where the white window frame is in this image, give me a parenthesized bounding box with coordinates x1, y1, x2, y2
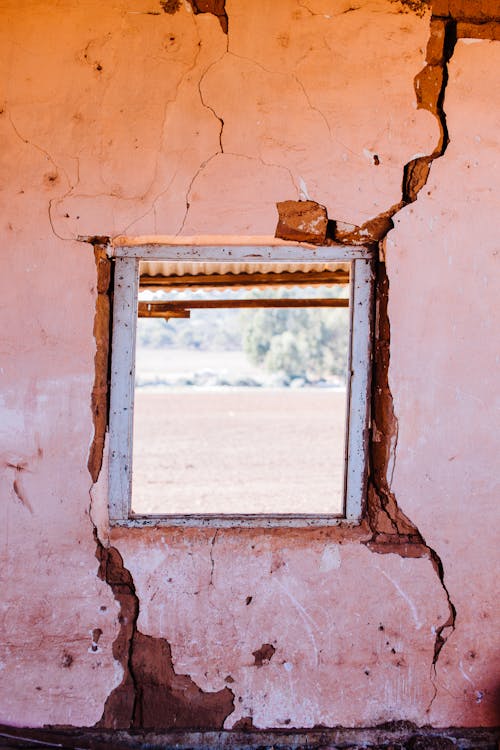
(107, 241, 374, 528)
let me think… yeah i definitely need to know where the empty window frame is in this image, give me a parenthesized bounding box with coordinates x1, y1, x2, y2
(107, 241, 374, 527)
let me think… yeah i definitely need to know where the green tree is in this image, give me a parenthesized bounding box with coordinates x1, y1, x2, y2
(242, 305, 348, 382)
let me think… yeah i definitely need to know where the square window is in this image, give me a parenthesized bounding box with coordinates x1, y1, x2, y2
(107, 240, 374, 527)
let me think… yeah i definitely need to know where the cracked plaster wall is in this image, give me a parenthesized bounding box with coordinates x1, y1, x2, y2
(386, 38, 500, 724)
(0, 0, 498, 731)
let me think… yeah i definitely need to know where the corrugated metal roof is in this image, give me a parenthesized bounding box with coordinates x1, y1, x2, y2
(140, 260, 349, 277)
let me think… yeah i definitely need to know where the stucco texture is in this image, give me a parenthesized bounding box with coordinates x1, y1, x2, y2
(0, 0, 498, 731)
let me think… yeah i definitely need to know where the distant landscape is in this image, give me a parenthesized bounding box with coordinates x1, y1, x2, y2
(135, 286, 349, 389)
(132, 289, 349, 515)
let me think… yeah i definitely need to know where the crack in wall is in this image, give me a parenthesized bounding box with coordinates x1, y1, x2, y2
(86, 241, 234, 729)
(366, 260, 457, 713)
(185, 1, 228, 35)
(6, 112, 77, 242)
(354, 16, 459, 704)
(176, 44, 228, 235)
(118, 13, 208, 237)
(224, 151, 300, 197)
(176, 152, 219, 234)
(209, 529, 219, 586)
(94, 537, 234, 729)
(273, 13, 462, 702)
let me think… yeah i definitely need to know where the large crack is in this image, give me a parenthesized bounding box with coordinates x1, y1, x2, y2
(366, 260, 457, 713)
(276, 14, 461, 705)
(356, 16, 459, 707)
(93, 535, 234, 729)
(86, 243, 234, 729)
(88, 244, 113, 483)
(89, 480, 235, 730)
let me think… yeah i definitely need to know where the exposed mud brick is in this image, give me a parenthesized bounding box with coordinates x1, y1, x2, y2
(414, 64, 444, 114)
(432, 0, 500, 19)
(403, 157, 433, 203)
(95, 249, 112, 294)
(365, 264, 426, 547)
(330, 213, 396, 245)
(88, 246, 112, 483)
(131, 633, 234, 728)
(96, 545, 138, 729)
(187, 0, 228, 33)
(96, 541, 234, 730)
(191, 0, 226, 14)
(457, 19, 500, 37)
(252, 643, 276, 667)
(275, 200, 328, 244)
(426, 19, 447, 63)
(231, 716, 256, 730)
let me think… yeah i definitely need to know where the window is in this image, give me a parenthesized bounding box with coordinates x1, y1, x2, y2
(108, 239, 374, 527)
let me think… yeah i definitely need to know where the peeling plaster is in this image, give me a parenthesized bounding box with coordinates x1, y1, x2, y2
(88, 244, 113, 484)
(86, 244, 234, 730)
(94, 540, 234, 729)
(267, 8, 464, 711)
(186, 0, 228, 34)
(357, 16, 460, 703)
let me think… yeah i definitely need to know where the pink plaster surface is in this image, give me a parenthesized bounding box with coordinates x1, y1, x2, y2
(114, 528, 449, 728)
(0, 0, 498, 731)
(0, 53, 122, 721)
(386, 40, 500, 725)
(0, 239, 122, 723)
(2, 0, 436, 241)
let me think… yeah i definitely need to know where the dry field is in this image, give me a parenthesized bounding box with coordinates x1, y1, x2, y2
(132, 388, 347, 516)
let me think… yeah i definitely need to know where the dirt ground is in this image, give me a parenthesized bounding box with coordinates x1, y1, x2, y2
(132, 389, 347, 516)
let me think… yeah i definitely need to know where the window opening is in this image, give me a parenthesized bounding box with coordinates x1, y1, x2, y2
(108, 240, 374, 527)
(133, 284, 349, 516)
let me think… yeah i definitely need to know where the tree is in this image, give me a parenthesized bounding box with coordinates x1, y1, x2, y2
(241, 303, 348, 382)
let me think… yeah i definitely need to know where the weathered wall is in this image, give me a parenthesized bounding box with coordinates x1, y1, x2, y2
(0, 0, 498, 731)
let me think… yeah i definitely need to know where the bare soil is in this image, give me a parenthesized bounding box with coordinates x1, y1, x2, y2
(132, 389, 346, 516)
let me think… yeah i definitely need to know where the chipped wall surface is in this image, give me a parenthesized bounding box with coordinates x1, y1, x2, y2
(386, 39, 500, 725)
(0, 0, 499, 732)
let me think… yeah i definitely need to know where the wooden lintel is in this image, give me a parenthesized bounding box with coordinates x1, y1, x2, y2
(139, 270, 349, 291)
(138, 308, 191, 319)
(138, 299, 349, 318)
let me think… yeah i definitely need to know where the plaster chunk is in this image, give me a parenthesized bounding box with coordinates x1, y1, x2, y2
(275, 199, 328, 244)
